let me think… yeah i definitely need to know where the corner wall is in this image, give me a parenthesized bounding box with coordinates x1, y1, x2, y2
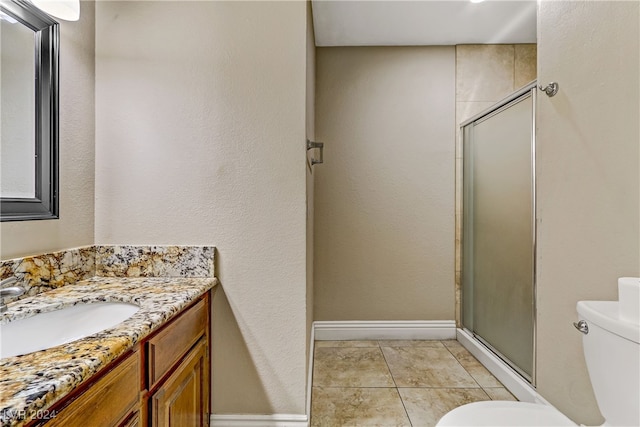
(305, 0, 316, 384)
(314, 46, 456, 321)
(95, 1, 308, 416)
(0, 1, 95, 260)
(536, 2, 639, 424)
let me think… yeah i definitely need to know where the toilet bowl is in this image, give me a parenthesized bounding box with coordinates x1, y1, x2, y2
(436, 401, 575, 426)
(436, 278, 640, 427)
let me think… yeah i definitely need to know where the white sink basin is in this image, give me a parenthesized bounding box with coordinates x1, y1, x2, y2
(0, 302, 140, 359)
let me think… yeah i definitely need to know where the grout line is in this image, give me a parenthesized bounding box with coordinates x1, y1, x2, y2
(313, 386, 415, 389)
(445, 344, 509, 396)
(381, 341, 412, 427)
(313, 385, 494, 389)
(379, 340, 414, 426)
(395, 387, 414, 427)
(312, 339, 505, 425)
(378, 342, 399, 389)
(442, 340, 485, 390)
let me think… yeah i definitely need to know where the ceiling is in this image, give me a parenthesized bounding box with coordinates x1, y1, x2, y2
(311, 0, 537, 46)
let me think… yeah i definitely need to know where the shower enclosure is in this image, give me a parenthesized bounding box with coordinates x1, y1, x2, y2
(461, 82, 536, 383)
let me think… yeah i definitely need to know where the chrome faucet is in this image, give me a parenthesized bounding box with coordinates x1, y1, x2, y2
(1, 277, 24, 313)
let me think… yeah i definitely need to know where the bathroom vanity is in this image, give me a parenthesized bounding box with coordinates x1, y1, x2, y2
(0, 245, 217, 427)
(45, 292, 210, 427)
(1, 279, 214, 427)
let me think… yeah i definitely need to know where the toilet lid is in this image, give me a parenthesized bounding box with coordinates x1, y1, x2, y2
(436, 401, 577, 426)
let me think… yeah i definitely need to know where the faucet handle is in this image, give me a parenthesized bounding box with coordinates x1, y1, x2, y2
(1, 286, 25, 296)
(0, 277, 19, 287)
(0, 282, 25, 313)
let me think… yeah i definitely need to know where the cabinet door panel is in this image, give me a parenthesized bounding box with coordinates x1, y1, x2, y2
(120, 411, 140, 427)
(151, 339, 207, 427)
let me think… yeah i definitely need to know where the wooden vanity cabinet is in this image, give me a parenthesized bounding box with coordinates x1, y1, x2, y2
(149, 338, 208, 427)
(121, 412, 142, 427)
(38, 291, 211, 427)
(45, 349, 141, 427)
(145, 295, 210, 427)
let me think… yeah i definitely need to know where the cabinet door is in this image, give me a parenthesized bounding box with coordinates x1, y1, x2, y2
(120, 411, 140, 427)
(150, 339, 208, 427)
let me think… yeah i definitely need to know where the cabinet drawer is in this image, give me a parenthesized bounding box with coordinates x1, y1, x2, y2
(147, 297, 207, 387)
(47, 351, 140, 427)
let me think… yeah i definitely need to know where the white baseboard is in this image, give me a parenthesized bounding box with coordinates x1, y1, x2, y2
(210, 330, 315, 427)
(306, 324, 315, 421)
(210, 414, 308, 427)
(313, 320, 456, 341)
(456, 328, 552, 406)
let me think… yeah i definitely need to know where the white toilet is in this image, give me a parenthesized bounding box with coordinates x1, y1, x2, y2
(437, 281, 640, 426)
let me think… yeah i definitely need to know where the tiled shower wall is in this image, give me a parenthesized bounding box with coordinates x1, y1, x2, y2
(454, 44, 537, 326)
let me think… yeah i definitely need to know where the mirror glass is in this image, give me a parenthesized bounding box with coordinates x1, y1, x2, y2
(0, 0, 58, 221)
(1, 13, 36, 198)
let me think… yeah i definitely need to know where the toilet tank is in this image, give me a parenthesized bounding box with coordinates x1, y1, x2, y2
(577, 301, 640, 427)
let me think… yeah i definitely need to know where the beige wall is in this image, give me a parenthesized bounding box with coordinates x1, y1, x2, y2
(95, 1, 309, 416)
(0, 1, 95, 260)
(305, 0, 316, 382)
(314, 47, 456, 321)
(454, 44, 537, 324)
(536, 2, 639, 424)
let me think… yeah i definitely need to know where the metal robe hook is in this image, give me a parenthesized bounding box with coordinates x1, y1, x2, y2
(539, 82, 559, 97)
(307, 139, 324, 165)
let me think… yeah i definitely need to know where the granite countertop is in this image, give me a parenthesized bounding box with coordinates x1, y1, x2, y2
(0, 276, 217, 427)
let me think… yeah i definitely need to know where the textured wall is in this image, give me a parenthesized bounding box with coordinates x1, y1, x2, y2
(305, 0, 316, 383)
(95, 1, 308, 416)
(536, 2, 639, 424)
(314, 46, 456, 321)
(0, 1, 95, 260)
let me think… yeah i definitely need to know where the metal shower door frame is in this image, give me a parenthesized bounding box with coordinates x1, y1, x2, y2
(460, 81, 538, 386)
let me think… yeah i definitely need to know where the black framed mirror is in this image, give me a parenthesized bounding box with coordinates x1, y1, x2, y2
(0, 0, 58, 221)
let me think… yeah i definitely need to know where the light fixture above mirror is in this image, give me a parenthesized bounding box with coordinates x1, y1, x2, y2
(30, 0, 79, 21)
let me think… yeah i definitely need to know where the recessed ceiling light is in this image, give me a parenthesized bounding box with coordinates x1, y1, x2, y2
(470, 0, 485, 3)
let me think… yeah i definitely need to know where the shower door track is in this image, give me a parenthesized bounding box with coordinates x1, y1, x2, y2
(462, 327, 534, 385)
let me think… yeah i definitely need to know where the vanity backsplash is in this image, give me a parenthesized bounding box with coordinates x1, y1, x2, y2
(0, 245, 216, 303)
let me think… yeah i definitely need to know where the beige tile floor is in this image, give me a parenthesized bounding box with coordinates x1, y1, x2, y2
(311, 340, 516, 427)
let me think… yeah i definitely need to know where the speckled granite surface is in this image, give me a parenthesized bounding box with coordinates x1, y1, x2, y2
(0, 247, 95, 303)
(0, 276, 217, 427)
(95, 245, 215, 278)
(0, 245, 215, 304)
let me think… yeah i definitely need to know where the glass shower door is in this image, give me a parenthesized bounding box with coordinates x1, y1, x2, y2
(462, 87, 535, 382)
